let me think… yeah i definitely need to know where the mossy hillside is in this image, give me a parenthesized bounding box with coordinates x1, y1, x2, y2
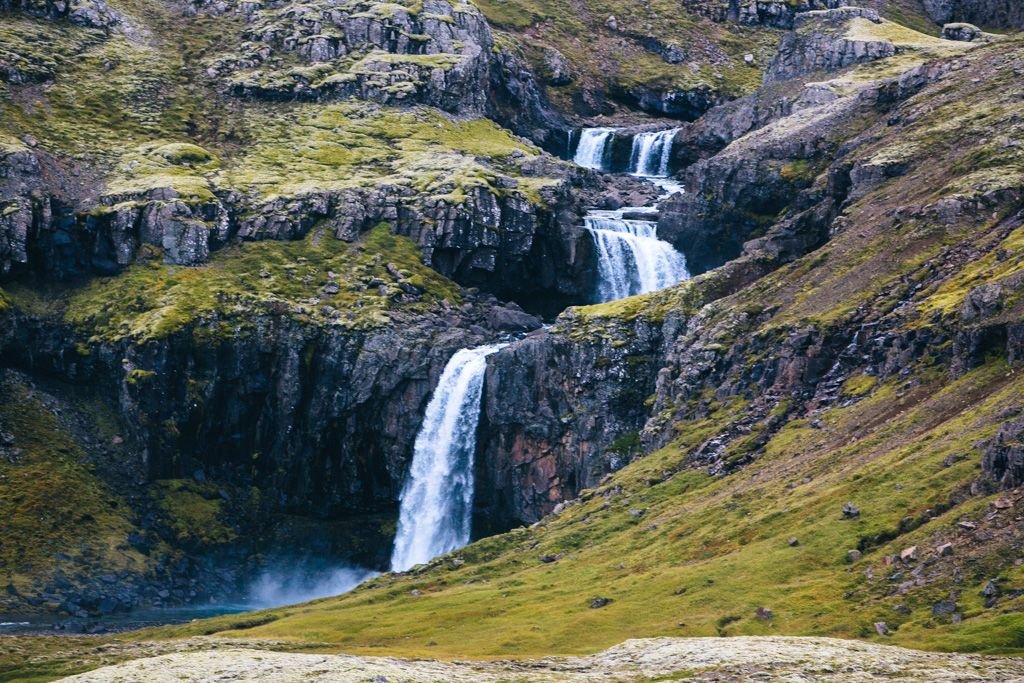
(0, 13, 106, 87)
(729, 39, 1024, 331)
(0, 0, 568, 222)
(62, 224, 463, 342)
(474, 0, 783, 117)
(146, 358, 1024, 657)
(221, 102, 559, 204)
(0, 375, 149, 602)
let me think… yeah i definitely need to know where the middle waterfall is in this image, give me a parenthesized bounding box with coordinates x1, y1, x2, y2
(586, 210, 689, 302)
(390, 343, 507, 572)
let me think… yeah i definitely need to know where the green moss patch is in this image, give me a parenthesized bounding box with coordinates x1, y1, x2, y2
(63, 223, 462, 342)
(0, 375, 144, 599)
(151, 479, 236, 546)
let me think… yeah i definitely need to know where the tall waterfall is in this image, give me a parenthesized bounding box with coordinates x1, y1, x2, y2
(573, 128, 614, 170)
(586, 210, 689, 302)
(390, 344, 506, 572)
(629, 128, 679, 178)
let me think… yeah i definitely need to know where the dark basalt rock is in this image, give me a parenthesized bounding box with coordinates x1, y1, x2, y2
(0, 154, 594, 316)
(734, 0, 847, 30)
(0, 0, 121, 29)
(765, 8, 893, 85)
(924, 0, 1024, 30)
(981, 418, 1024, 491)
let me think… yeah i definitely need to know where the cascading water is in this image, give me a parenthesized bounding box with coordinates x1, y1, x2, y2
(390, 343, 507, 572)
(629, 128, 680, 178)
(585, 211, 689, 302)
(572, 125, 689, 302)
(573, 127, 614, 170)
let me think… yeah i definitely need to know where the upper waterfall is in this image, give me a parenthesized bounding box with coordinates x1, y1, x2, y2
(629, 129, 680, 178)
(390, 343, 507, 572)
(573, 128, 614, 170)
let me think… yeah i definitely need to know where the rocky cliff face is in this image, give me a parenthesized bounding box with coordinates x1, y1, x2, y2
(475, 33, 1022, 528)
(1, 0, 1023, 637)
(923, 0, 1024, 28)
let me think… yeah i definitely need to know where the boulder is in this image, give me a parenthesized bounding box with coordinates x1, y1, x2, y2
(942, 22, 983, 42)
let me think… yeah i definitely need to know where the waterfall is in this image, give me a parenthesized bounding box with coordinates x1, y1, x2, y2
(573, 127, 614, 170)
(585, 210, 689, 302)
(629, 128, 679, 178)
(390, 343, 506, 572)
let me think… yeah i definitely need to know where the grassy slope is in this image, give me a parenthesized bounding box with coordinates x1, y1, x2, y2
(0, 375, 150, 601)
(135, 37, 1024, 658)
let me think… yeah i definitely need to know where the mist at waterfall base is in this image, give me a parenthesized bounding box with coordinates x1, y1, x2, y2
(390, 344, 507, 572)
(244, 561, 379, 609)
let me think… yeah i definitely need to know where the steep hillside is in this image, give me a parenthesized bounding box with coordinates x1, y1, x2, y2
(123, 26, 1024, 662)
(0, 0, 1023, 679)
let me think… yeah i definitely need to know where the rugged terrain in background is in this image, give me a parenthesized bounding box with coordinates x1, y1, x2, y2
(0, 0, 1023, 679)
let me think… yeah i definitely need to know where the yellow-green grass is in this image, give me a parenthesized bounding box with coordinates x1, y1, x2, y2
(142, 359, 1024, 657)
(58, 224, 462, 342)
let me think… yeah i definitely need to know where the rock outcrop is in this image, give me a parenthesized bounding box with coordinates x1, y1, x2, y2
(733, 0, 848, 29)
(0, 143, 46, 275)
(0, 0, 121, 29)
(923, 0, 1024, 29)
(765, 8, 894, 84)
(982, 416, 1024, 491)
(477, 313, 677, 526)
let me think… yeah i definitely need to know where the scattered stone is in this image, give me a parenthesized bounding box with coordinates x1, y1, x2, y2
(994, 498, 1014, 510)
(900, 546, 917, 562)
(936, 543, 953, 557)
(952, 613, 963, 624)
(409, 589, 421, 597)
(539, 554, 559, 564)
(258, 270, 271, 278)
(787, 536, 800, 547)
(755, 607, 773, 621)
(982, 579, 1000, 599)
(957, 520, 977, 531)
(932, 600, 958, 616)
(605, 15, 618, 30)
(842, 503, 860, 519)
(321, 281, 341, 296)
(744, 53, 755, 66)
(846, 549, 862, 563)
(590, 596, 612, 609)
(874, 621, 890, 636)
(628, 508, 645, 518)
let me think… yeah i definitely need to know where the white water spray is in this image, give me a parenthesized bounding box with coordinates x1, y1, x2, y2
(390, 344, 506, 572)
(585, 210, 689, 302)
(573, 127, 615, 170)
(629, 128, 680, 178)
